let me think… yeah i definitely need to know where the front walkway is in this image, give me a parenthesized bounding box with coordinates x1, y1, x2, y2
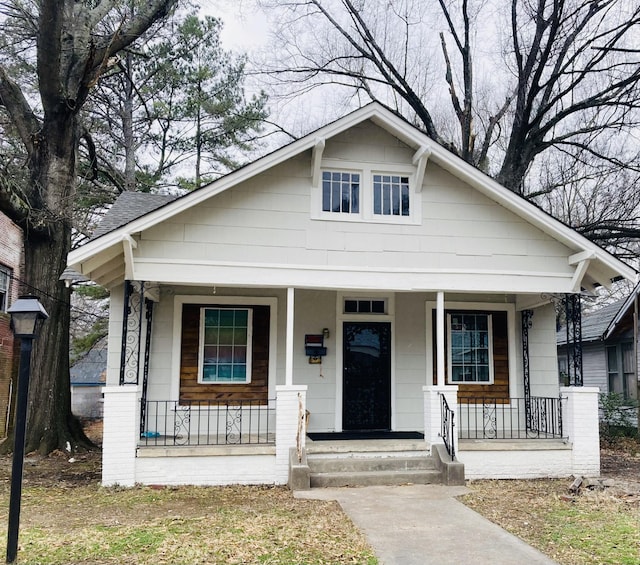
(295, 484, 558, 565)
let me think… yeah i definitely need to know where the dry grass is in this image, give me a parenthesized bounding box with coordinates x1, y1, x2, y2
(1, 422, 638, 564)
(0, 483, 376, 564)
(461, 439, 640, 565)
(0, 421, 377, 564)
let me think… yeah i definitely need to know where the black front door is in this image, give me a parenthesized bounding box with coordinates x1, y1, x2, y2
(343, 322, 391, 431)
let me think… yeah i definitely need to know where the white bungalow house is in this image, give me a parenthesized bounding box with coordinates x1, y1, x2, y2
(67, 103, 635, 487)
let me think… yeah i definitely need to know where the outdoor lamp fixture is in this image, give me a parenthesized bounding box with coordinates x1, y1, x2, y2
(6, 295, 48, 564)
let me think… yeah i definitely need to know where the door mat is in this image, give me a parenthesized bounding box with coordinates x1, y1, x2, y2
(307, 431, 424, 441)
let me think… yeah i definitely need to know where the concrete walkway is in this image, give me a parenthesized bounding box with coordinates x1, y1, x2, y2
(295, 484, 558, 565)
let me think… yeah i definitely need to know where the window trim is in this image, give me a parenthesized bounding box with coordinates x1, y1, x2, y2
(425, 301, 517, 394)
(171, 295, 278, 402)
(0, 265, 10, 313)
(447, 312, 495, 385)
(197, 307, 253, 385)
(312, 160, 421, 225)
(343, 298, 388, 315)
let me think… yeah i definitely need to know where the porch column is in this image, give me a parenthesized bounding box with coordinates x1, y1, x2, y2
(436, 291, 445, 386)
(285, 287, 294, 386)
(560, 386, 600, 476)
(423, 385, 458, 456)
(101, 386, 140, 487)
(564, 294, 583, 386)
(275, 385, 307, 483)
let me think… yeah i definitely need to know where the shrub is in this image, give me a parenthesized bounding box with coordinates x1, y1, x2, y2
(599, 392, 638, 439)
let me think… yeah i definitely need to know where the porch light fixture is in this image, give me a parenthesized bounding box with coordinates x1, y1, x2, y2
(6, 295, 48, 564)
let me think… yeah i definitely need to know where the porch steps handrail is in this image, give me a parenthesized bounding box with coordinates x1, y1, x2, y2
(439, 393, 456, 459)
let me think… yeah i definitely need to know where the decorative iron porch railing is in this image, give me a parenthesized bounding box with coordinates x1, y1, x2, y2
(141, 399, 276, 446)
(458, 396, 564, 440)
(439, 393, 456, 459)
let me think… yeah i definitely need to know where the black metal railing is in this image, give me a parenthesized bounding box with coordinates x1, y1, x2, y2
(140, 399, 276, 446)
(439, 393, 456, 459)
(458, 396, 564, 440)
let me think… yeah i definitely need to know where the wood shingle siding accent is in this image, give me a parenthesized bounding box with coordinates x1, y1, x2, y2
(179, 304, 269, 404)
(432, 310, 510, 402)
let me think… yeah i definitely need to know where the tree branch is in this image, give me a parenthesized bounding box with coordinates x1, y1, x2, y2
(0, 65, 40, 155)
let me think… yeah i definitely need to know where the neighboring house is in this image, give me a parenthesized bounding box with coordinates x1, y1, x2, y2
(70, 337, 107, 419)
(558, 290, 640, 402)
(67, 103, 636, 487)
(0, 211, 23, 437)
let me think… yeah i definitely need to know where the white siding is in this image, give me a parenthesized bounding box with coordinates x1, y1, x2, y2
(131, 120, 576, 293)
(528, 303, 561, 397)
(582, 343, 607, 392)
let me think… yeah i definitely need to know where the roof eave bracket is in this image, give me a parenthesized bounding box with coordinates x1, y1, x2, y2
(311, 138, 326, 188)
(412, 145, 431, 193)
(123, 235, 137, 281)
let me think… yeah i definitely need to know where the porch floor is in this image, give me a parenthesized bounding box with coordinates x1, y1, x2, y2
(305, 437, 429, 455)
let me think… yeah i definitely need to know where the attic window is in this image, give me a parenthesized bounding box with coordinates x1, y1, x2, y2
(373, 174, 410, 216)
(322, 171, 360, 214)
(315, 163, 420, 225)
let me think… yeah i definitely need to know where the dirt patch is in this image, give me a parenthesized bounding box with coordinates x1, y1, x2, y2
(0, 419, 102, 489)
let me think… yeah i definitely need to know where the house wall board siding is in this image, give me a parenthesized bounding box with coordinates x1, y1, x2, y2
(106, 284, 125, 387)
(582, 344, 607, 391)
(394, 292, 428, 430)
(292, 290, 337, 432)
(323, 120, 414, 164)
(527, 304, 562, 397)
(131, 127, 577, 291)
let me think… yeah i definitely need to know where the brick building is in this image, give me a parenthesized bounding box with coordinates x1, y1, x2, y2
(0, 212, 24, 436)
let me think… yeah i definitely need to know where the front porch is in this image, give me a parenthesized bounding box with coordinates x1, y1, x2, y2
(102, 381, 598, 487)
(97, 281, 598, 487)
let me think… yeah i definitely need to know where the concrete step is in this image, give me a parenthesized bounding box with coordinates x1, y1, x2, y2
(310, 468, 443, 488)
(308, 455, 436, 473)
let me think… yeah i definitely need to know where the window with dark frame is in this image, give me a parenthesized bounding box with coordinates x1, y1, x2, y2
(344, 299, 386, 314)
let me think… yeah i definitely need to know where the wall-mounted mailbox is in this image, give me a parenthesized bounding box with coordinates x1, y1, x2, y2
(305, 334, 327, 357)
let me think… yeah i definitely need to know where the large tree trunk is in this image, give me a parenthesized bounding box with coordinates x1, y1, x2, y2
(1, 112, 92, 454)
(0, 0, 178, 455)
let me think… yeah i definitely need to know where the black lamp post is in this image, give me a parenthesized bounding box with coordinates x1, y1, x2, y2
(5, 295, 48, 564)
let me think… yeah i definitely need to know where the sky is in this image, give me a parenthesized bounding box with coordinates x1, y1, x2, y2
(201, 1, 270, 53)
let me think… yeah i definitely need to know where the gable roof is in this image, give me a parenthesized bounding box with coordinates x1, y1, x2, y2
(603, 282, 640, 340)
(68, 102, 636, 288)
(557, 286, 640, 345)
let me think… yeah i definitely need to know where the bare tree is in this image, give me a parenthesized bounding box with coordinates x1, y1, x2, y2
(0, 0, 178, 454)
(258, 0, 640, 252)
